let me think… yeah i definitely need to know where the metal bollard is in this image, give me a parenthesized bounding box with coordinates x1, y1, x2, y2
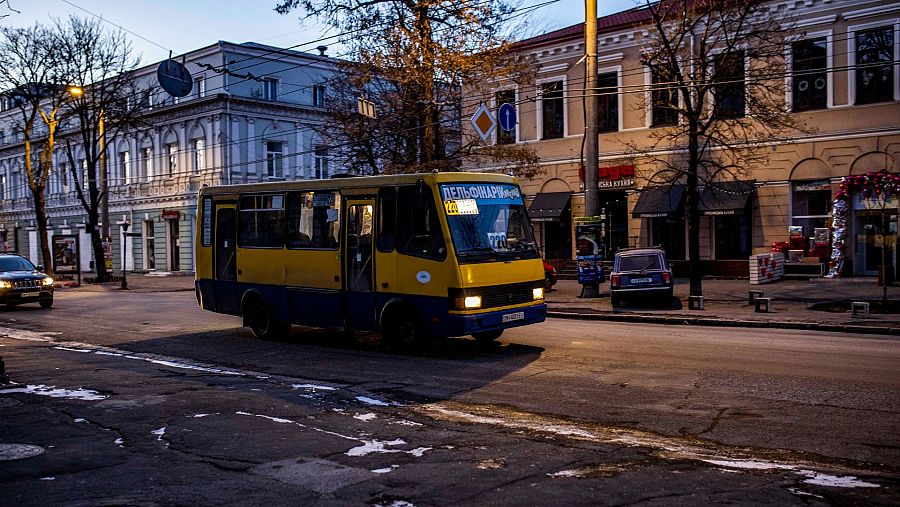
(749, 290, 764, 305)
(688, 295, 704, 310)
(851, 302, 869, 319)
(754, 297, 771, 313)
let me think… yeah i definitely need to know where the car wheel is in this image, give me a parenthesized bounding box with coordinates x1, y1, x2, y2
(472, 329, 503, 342)
(610, 294, 620, 308)
(544, 275, 555, 292)
(39, 298, 53, 309)
(244, 298, 288, 339)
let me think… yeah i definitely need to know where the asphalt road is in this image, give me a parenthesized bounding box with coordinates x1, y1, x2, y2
(0, 287, 898, 505)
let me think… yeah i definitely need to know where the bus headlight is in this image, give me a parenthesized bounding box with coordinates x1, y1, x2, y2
(532, 287, 544, 300)
(42, 277, 54, 286)
(464, 296, 482, 309)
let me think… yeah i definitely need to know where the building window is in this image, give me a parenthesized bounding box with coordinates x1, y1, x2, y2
(651, 69, 678, 126)
(119, 151, 130, 184)
(314, 145, 329, 179)
(792, 37, 828, 112)
(313, 85, 326, 107)
(143, 147, 153, 179)
(194, 77, 205, 99)
(714, 214, 751, 259)
(238, 194, 285, 248)
(494, 89, 516, 145)
(791, 179, 832, 239)
(59, 162, 68, 193)
(650, 216, 685, 260)
(167, 143, 177, 176)
(266, 141, 284, 178)
(540, 80, 564, 139)
(81, 159, 88, 189)
(192, 139, 205, 173)
(598, 71, 619, 132)
(713, 51, 745, 119)
(855, 26, 895, 104)
(0, 174, 6, 200)
(263, 78, 278, 101)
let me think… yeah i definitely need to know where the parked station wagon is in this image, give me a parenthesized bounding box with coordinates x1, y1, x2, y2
(609, 247, 673, 307)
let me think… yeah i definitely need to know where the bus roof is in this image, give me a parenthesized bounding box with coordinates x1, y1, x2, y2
(197, 172, 519, 196)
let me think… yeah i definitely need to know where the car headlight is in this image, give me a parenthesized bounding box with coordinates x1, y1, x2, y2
(0, 281, 11, 289)
(464, 295, 482, 309)
(42, 277, 54, 286)
(532, 287, 544, 300)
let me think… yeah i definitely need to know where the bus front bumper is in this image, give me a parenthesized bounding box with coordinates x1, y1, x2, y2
(442, 303, 547, 337)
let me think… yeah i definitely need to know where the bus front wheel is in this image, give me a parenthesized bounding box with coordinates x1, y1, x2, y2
(472, 330, 503, 342)
(384, 311, 429, 349)
(244, 298, 288, 340)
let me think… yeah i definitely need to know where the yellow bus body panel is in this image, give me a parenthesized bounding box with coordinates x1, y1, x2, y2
(284, 250, 341, 289)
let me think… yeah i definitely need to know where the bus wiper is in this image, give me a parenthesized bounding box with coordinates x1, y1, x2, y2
(460, 247, 497, 261)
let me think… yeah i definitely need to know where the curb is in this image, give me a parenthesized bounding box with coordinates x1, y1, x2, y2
(546, 310, 900, 336)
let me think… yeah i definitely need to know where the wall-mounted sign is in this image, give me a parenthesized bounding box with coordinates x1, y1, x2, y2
(162, 209, 180, 219)
(52, 235, 79, 274)
(580, 164, 636, 189)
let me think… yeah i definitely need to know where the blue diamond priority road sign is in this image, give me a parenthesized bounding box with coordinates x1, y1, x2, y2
(497, 103, 517, 132)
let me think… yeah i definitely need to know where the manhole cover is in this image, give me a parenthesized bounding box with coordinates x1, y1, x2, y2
(0, 443, 45, 461)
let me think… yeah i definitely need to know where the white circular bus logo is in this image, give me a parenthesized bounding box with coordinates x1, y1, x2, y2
(416, 271, 432, 284)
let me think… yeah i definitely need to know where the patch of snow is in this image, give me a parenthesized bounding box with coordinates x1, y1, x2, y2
(375, 501, 415, 507)
(799, 471, 879, 488)
(788, 488, 824, 499)
(39, 477, 55, 481)
(235, 411, 294, 424)
(73, 418, 87, 423)
(346, 438, 406, 457)
(0, 384, 107, 401)
(407, 447, 432, 457)
(548, 469, 583, 478)
(390, 419, 423, 427)
(703, 459, 795, 471)
(292, 383, 337, 391)
(356, 396, 389, 406)
(371, 465, 399, 474)
(192, 413, 214, 418)
(114, 438, 124, 447)
(354, 413, 377, 422)
(151, 427, 166, 441)
(53, 346, 91, 353)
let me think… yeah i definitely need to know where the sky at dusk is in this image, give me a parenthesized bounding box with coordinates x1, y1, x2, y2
(3, 0, 641, 65)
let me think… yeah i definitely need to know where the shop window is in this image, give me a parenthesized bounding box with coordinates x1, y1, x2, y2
(598, 71, 618, 133)
(540, 80, 564, 139)
(396, 185, 445, 260)
(791, 180, 831, 239)
(650, 216, 685, 260)
(855, 26, 895, 104)
(651, 69, 678, 127)
(495, 89, 516, 145)
(285, 191, 340, 249)
(238, 194, 285, 248)
(792, 37, 828, 111)
(714, 214, 751, 259)
(713, 51, 745, 119)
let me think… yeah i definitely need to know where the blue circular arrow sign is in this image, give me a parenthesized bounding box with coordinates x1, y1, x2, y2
(497, 103, 517, 132)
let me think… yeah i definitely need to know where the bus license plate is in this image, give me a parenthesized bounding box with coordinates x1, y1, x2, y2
(22, 292, 40, 297)
(630, 277, 652, 284)
(502, 311, 524, 323)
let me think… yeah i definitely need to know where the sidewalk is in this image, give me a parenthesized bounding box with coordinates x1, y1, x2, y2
(546, 277, 900, 335)
(56, 273, 900, 335)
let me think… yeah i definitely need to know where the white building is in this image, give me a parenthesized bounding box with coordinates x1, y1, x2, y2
(0, 41, 342, 274)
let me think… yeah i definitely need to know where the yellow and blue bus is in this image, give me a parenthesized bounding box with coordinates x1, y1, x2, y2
(194, 172, 546, 345)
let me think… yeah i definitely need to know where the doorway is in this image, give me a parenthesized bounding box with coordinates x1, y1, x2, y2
(856, 211, 897, 277)
(344, 199, 376, 330)
(166, 218, 180, 271)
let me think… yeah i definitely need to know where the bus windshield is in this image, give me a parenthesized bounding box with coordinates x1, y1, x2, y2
(439, 183, 540, 263)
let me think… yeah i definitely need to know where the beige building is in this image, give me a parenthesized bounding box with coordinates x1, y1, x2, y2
(462, 0, 900, 277)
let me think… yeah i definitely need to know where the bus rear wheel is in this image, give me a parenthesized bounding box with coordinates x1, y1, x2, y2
(472, 330, 503, 342)
(244, 298, 288, 340)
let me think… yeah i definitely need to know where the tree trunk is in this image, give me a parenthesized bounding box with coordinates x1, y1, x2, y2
(30, 188, 54, 277)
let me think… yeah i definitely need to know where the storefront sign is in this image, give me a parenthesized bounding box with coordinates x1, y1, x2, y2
(579, 164, 636, 189)
(162, 209, 180, 219)
(854, 194, 899, 210)
(794, 180, 831, 192)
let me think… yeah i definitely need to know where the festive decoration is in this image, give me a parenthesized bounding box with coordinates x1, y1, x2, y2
(825, 171, 898, 278)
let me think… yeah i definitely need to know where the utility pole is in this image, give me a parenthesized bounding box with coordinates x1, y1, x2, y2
(580, 0, 601, 298)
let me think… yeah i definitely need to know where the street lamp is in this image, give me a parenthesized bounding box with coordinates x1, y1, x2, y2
(120, 220, 129, 290)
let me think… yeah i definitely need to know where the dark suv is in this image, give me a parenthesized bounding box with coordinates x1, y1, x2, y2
(0, 254, 54, 308)
(609, 247, 673, 307)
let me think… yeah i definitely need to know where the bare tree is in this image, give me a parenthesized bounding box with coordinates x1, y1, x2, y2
(0, 1, 20, 20)
(56, 17, 145, 282)
(629, 0, 806, 298)
(275, 0, 539, 175)
(0, 24, 70, 275)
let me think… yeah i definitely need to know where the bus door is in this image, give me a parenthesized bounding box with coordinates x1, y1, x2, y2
(214, 203, 239, 314)
(344, 199, 377, 330)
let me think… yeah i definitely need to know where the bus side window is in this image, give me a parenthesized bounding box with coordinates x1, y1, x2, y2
(285, 191, 340, 249)
(397, 185, 446, 260)
(238, 194, 285, 248)
(378, 187, 396, 252)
